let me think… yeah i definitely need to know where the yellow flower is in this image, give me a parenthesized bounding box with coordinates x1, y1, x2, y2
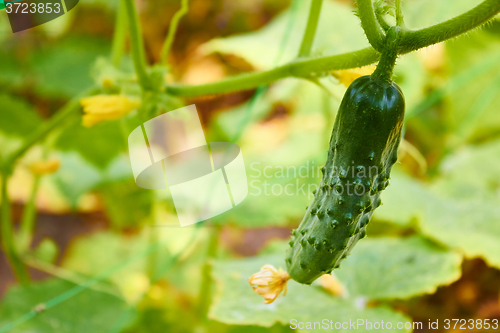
(29, 158, 60, 176)
(80, 95, 140, 127)
(248, 264, 290, 304)
(331, 66, 377, 87)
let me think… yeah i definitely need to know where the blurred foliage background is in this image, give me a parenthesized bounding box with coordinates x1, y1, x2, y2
(0, 0, 500, 332)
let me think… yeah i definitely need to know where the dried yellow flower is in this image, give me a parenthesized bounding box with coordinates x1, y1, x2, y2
(29, 158, 60, 176)
(331, 66, 377, 87)
(248, 264, 290, 304)
(317, 274, 345, 296)
(80, 95, 140, 127)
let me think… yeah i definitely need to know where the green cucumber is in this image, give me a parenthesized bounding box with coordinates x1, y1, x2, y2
(285, 34, 405, 283)
(285, 74, 405, 284)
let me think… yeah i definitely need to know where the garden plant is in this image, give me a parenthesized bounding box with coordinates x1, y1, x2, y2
(0, 0, 500, 332)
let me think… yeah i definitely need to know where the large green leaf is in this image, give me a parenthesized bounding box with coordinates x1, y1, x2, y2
(201, 1, 369, 69)
(419, 198, 500, 269)
(209, 235, 460, 331)
(430, 139, 500, 201)
(372, 141, 500, 270)
(445, 27, 500, 143)
(0, 279, 132, 333)
(0, 42, 25, 89)
(210, 252, 411, 332)
(54, 118, 128, 169)
(402, 0, 485, 30)
(29, 36, 109, 98)
(334, 236, 462, 300)
(0, 94, 42, 158)
(373, 168, 432, 227)
(423, 141, 500, 268)
(0, 94, 42, 138)
(380, 177, 500, 270)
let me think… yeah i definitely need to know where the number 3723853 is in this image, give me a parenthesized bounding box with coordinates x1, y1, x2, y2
(444, 319, 498, 330)
(6, 2, 61, 14)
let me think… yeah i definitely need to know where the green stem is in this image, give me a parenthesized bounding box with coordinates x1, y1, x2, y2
(2, 87, 99, 170)
(146, 205, 160, 283)
(166, 0, 499, 98)
(357, 0, 386, 52)
(17, 177, 40, 253)
(376, 10, 391, 32)
(166, 47, 380, 97)
(372, 26, 400, 83)
(151, 225, 201, 282)
(160, 0, 189, 65)
(123, 0, 151, 90)
(298, 0, 323, 57)
(291, 46, 381, 76)
(197, 224, 220, 319)
(395, 0, 405, 27)
(23, 256, 121, 297)
(1, 172, 30, 284)
(111, 0, 128, 67)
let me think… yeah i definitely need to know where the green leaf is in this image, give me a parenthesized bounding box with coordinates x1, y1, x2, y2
(402, 0, 486, 30)
(373, 146, 500, 270)
(0, 44, 25, 88)
(420, 141, 500, 268)
(54, 118, 128, 169)
(209, 248, 412, 331)
(201, 1, 369, 69)
(29, 36, 110, 98)
(0, 94, 42, 138)
(31, 238, 59, 264)
(49, 150, 103, 208)
(431, 139, 500, 201)
(419, 198, 500, 269)
(48, 150, 136, 209)
(0, 94, 42, 158)
(61, 228, 199, 300)
(445, 28, 500, 142)
(99, 178, 154, 229)
(334, 236, 462, 300)
(373, 168, 432, 227)
(0, 279, 132, 333)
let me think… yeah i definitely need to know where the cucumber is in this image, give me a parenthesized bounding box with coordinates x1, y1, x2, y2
(285, 74, 405, 285)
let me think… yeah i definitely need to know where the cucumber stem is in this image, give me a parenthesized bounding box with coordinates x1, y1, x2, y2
(371, 26, 400, 84)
